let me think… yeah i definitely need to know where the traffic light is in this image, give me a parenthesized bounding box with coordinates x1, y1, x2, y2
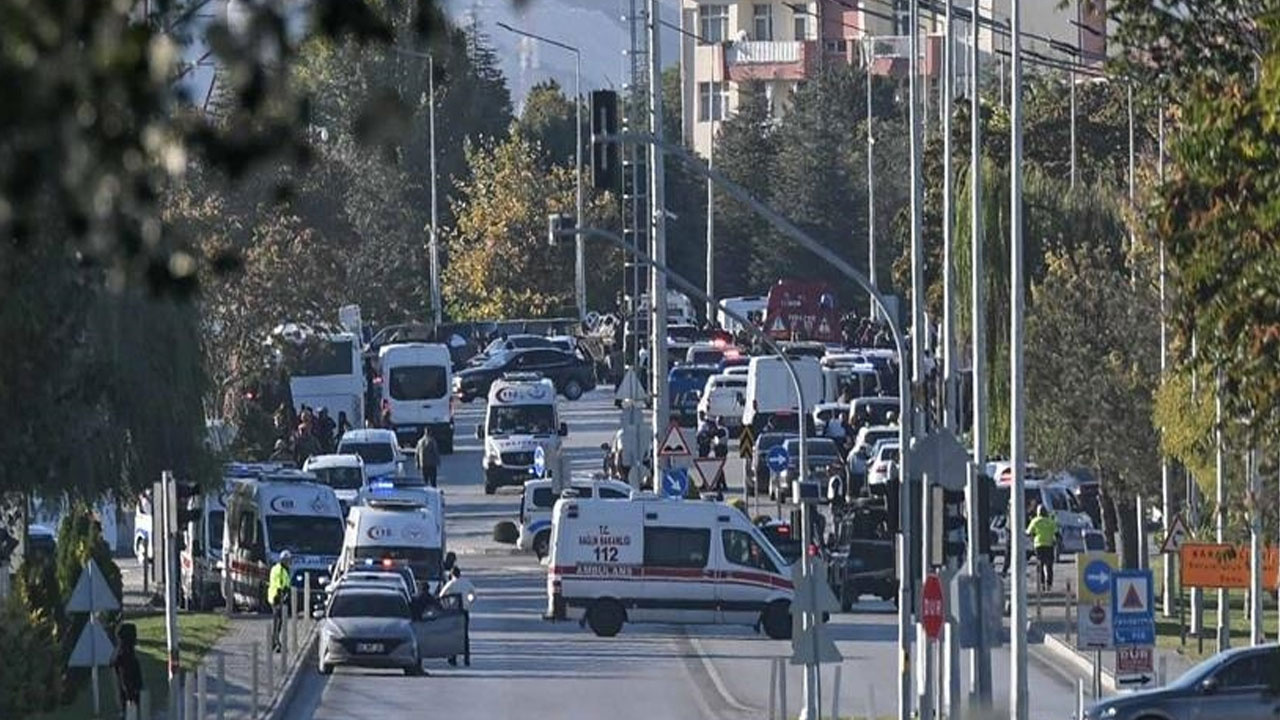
(590, 90, 620, 191)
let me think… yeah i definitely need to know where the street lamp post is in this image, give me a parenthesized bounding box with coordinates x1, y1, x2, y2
(496, 22, 586, 321)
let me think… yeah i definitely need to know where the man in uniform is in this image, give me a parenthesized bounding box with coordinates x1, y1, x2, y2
(269, 550, 293, 652)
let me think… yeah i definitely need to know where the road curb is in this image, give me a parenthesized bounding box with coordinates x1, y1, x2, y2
(261, 623, 319, 720)
(1037, 627, 1117, 694)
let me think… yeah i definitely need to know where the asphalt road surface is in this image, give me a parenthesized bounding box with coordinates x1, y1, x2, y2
(282, 389, 1085, 719)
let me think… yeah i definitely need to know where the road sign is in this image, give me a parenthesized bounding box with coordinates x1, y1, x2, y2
(532, 446, 547, 479)
(1076, 552, 1118, 650)
(614, 368, 646, 404)
(1111, 569, 1155, 646)
(66, 559, 120, 614)
(1180, 542, 1279, 589)
(1114, 646, 1154, 687)
(693, 457, 726, 487)
(738, 426, 756, 459)
(661, 467, 689, 499)
(658, 424, 692, 457)
(907, 428, 969, 490)
(791, 559, 842, 665)
(766, 445, 790, 474)
(68, 621, 115, 667)
(921, 574, 944, 639)
(1159, 513, 1191, 554)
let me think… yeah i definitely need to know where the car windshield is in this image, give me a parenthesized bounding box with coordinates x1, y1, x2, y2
(489, 405, 556, 435)
(339, 442, 395, 465)
(266, 516, 343, 555)
(327, 592, 409, 619)
(388, 365, 447, 400)
(311, 466, 364, 491)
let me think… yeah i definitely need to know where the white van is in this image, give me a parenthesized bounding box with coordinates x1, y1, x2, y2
(478, 374, 568, 495)
(517, 478, 632, 558)
(378, 343, 455, 452)
(222, 471, 345, 612)
(546, 497, 794, 639)
(302, 454, 366, 516)
(742, 356, 823, 432)
(336, 428, 403, 480)
(697, 374, 747, 429)
(338, 499, 445, 592)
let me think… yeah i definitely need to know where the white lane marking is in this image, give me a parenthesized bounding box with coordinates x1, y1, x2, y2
(686, 632, 757, 715)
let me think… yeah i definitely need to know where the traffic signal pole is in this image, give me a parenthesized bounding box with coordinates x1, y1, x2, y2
(646, 0, 669, 486)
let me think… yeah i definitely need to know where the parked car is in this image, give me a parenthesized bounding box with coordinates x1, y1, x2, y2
(1083, 644, 1280, 720)
(466, 334, 556, 367)
(454, 348, 596, 402)
(774, 437, 846, 500)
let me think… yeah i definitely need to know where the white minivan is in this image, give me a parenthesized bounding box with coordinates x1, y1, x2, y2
(697, 374, 747, 429)
(379, 343, 455, 452)
(546, 496, 793, 639)
(742, 356, 824, 432)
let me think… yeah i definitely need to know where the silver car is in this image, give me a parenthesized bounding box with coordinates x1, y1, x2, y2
(1084, 644, 1279, 720)
(318, 587, 421, 676)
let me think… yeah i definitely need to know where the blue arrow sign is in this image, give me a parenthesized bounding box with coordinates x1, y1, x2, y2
(1084, 558, 1113, 596)
(533, 446, 546, 478)
(661, 467, 689, 499)
(766, 445, 790, 474)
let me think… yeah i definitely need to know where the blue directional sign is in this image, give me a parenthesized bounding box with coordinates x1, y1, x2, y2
(1083, 558, 1114, 596)
(1111, 569, 1155, 646)
(661, 467, 689, 499)
(766, 445, 790, 474)
(533, 446, 546, 478)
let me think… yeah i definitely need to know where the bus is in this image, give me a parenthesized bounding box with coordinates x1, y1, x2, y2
(278, 325, 365, 429)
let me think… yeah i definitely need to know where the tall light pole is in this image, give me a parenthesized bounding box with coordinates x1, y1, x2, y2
(1215, 370, 1229, 651)
(966, 0, 992, 706)
(865, 39, 877, 314)
(647, 0, 670, 485)
(1009, 0, 1029, 717)
(429, 54, 441, 327)
(1158, 103, 1172, 617)
(497, 22, 586, 321)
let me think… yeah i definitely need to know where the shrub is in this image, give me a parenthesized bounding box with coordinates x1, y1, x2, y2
(0, 600, 64, 717)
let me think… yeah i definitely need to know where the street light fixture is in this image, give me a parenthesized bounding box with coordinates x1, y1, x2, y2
(495, 22, 586, 322)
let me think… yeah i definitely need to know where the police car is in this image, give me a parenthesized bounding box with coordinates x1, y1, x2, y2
(517, 477, 632, 559)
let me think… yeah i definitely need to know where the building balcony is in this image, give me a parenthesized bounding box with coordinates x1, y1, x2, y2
(724, 40, 817, 82)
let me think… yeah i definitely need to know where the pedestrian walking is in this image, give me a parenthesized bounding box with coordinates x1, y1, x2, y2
(439, 566, 476, 667)
(336, 411, 352, 440)
(269, 550, 293, 652)
(315, 407, 336, 452)
(1026, 504, 1059, 591)
(111, 622, 142, 720)
(415, 431, 440, 488)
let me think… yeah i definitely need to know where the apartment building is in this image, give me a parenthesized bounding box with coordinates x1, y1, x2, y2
(679, 0, 1107, 157)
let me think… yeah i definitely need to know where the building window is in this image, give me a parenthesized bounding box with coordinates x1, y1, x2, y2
(698, 81, 729, 122)
(753, 4, 773, 41)
(698, 4, 729, 44)
(793, 14, 807, 41)
(825, 39, 848, 53)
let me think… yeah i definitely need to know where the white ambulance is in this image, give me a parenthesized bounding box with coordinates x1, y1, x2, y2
(222, 470, 345, 612)
(478, 374, 568, 495)
(338, 498, 445, 593)
(546, 496, 794, 639)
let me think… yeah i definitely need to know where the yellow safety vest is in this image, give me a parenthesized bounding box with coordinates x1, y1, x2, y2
(1026, 516, 1058, 548)
(268, 562, 291, 605)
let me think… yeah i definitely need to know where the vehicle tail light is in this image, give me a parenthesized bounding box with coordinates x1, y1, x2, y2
(776, 525, 791, 537)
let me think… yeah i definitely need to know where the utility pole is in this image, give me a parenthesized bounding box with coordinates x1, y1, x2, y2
(1215, 370, 1229, 651)
(1069, 67, 1077, 189)
(428, 54, 442, 328)
(575, 49, 585, 320)
(1249, 445, 1263, 645)
(1158, 103, 1172, 617)
(941, 0, 956, 432)
(1009, 0, 1029, 718)
(866, 39, 877, 314)
(705, 47, 718, 324)
(647, 0, 669, 482)
(1189, 333, 1203, 637)
(1127, 83, 1136, 257)
(966, 0, 993, 707)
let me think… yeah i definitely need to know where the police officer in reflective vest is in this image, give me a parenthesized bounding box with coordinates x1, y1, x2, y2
(269, 550, 293, 653)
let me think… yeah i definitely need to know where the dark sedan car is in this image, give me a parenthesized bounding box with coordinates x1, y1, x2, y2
(454, 348, 596, 402)
(774, 438, 845, 501)
(1084, 644, 1279, 720)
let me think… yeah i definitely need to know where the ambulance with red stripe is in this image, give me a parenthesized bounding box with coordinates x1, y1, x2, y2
(546, 496, 794, 639)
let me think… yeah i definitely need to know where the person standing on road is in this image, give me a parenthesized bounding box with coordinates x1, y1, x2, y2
(415, 431, 440, 488)
(1026, 505, 1058, 591)
(111, 622, 142, 719)
(439, 566, 477, 667)
(269, 550, 293, 652)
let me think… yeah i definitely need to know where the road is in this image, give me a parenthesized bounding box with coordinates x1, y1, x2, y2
(283, 388, 1086, 719)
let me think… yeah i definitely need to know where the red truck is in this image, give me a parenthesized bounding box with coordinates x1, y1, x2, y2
(763, 279, 841, 343)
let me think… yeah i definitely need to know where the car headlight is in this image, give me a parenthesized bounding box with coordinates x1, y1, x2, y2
(1094, 705, 1117, 719)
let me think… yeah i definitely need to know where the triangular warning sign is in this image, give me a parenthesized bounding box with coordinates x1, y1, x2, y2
(1122, 584, 1143, 610)
(693, 457, 726, 486)
(658, 423, 691, 457)
(1160, 513, 1190, 554)
(66, 559, 121, 614)
(770, 316, 786, 333)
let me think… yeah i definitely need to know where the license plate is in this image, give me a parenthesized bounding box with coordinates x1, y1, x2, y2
(355, 642, 384, 654)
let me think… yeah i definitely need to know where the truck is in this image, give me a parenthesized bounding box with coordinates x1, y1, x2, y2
(763, 279, 842, 344)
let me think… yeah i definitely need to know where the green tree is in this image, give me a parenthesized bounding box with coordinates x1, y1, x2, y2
(711, 81, 778, 297)
(517, 79, 579, 168)
(1025, 244, 1160, 565)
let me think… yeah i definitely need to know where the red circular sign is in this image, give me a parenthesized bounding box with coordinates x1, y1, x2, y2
(921, 574, 944, 639)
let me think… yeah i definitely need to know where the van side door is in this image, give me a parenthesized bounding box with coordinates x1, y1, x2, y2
(638, 522, 714, 624)
(717, 527, 785, 625)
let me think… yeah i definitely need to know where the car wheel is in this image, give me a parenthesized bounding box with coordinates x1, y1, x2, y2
(840, 587, 853, 613)
(761, 601, 792, 640)
(533, 530, 551, 560)
(319, 663, 333, 675)
(483, 481, 495, 496)
(563, 379, 584, 401)
(405, 657, 422, 676)
(587, 599, 625, 637)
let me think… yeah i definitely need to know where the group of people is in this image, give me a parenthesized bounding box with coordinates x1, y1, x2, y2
(270, 403, 351, 466)
(839, 313, 894, 349)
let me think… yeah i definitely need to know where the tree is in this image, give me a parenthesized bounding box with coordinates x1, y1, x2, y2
(1025, 244, 1160, 565)
(517, 80, 579, 169)
(711, 81, 778, 297)
(443, 133, 620, 319)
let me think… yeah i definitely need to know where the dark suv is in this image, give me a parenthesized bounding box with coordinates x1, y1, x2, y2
(455, 348, 596, 402)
